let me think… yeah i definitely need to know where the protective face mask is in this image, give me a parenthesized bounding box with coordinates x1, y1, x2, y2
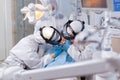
(50, 30, 61, 43)
(40, 26, 62, 45)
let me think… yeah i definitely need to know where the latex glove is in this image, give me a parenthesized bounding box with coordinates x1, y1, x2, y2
(62, 40, 72, 52)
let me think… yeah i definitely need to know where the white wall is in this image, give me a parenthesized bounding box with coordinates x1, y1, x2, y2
(0, 0, 13, 61)
(0, 1, 6, 60)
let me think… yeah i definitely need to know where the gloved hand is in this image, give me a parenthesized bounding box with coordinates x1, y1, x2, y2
(62, 40, 72, 52)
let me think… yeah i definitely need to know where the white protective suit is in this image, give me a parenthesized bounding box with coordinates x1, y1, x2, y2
(67, 25, 118, 80)
(0, 33, 54, 80)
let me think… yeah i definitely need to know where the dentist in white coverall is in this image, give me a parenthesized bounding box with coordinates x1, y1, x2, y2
(0, 26, 62, 80)
(61, 20, 118, 80)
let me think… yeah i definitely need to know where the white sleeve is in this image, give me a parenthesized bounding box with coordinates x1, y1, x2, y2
(68, 44, 96, 61)
(9, 35, 48, 69)
(67, 45, 81, 61)
(31, 54, 54, 69)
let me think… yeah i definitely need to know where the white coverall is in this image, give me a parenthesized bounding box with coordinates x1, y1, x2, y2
(67, 44, 117, 80)
(67, 24, 101, 61)
(0, 33, 54, 80)
(67, 29, 118, 80)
